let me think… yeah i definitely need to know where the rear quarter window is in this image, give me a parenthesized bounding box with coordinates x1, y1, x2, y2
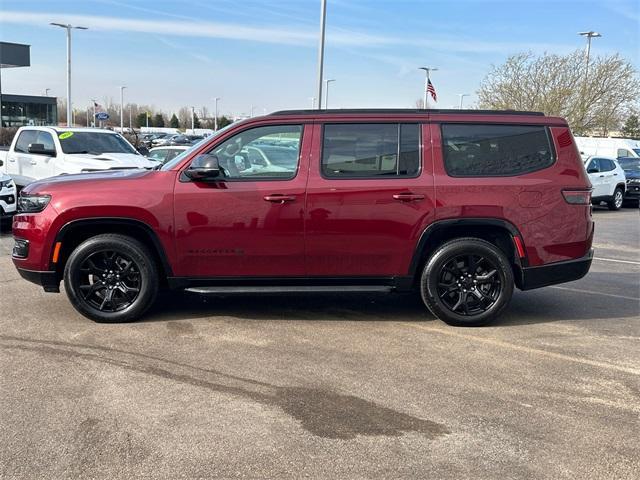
(441, 124, 555, 177)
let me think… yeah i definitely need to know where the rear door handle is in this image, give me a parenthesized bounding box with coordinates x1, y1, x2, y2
(263, 194, 296, 203)
(393, 193, 425, 202)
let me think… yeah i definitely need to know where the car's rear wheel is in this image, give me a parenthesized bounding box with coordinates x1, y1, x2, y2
(608, 188, 624, 210)
(420, 238, 514, 327)
(64, 234, 159, 323)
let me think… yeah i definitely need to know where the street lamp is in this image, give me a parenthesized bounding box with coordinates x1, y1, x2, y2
(457, 93, 470, 109)
(190, 106, 195, 131)
(90, 98, 97, 127)
(324, 79, 335, 109)
(50, 23, 88, 127)
(419, 66, 437, 109)
(578, 31, 602, 84)
(316, 0, 327, 109)
(214, 97, 220, 130)
(44, 88, 51, 97)
(120, 86, 126, 132)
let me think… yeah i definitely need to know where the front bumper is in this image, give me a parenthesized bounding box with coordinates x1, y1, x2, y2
(624, 182, 640, 199)
(16, 267, 60, 292)
(517, 250, 593, 291)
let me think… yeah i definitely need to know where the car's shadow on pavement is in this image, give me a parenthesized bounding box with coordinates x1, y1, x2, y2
(140, 270, 639, 326)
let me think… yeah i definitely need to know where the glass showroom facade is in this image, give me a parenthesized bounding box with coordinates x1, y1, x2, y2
(1, 94, 57, 127)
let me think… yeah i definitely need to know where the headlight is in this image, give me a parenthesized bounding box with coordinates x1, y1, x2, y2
(17, 194, 51, 213)
(627, 178, 640, 184)
(0, 179, 14, 189)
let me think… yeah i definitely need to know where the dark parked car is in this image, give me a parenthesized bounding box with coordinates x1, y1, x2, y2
(12, 109, 593, 326)
(617, 157, 640, 206)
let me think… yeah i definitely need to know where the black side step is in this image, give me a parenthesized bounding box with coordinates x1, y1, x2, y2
(184, 285, 393, 295)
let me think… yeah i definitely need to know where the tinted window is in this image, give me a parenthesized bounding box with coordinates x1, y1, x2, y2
(586, 159, 600, 172)
(322, 123, 420, 178)
(36, 131, 56, 153)
(442, 124, 554, 177)
(14, 130, 38, 153)
(599, 158, 615, 172)
(210, 124, 302, 179)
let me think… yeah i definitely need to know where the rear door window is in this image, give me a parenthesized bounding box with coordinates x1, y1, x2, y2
(441, 124, 555, 177)
(321, 123, 420, 178)
(14, 130, 38, 153)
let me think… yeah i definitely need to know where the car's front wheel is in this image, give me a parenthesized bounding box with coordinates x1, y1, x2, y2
(420, 238, 514, 327)
(608, 187, 624, 210)
(64, 234, 159, 323)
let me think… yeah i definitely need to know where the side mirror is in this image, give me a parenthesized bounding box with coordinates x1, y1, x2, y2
(28, 143, 56, 156)
(137, 146, 149, 156)
(587, 167, 598, 174)
(184, 154, 220, 181)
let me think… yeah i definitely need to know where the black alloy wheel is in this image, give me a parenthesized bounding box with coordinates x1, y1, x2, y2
(64, 234, 159, 323)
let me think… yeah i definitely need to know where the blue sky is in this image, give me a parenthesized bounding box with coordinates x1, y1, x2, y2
(1, 0, 638, 117)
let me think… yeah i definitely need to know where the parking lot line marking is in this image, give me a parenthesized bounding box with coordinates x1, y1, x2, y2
(594, 257, 640, 265)
(549, 286, 639, 301)
(402, 323, 640, 376)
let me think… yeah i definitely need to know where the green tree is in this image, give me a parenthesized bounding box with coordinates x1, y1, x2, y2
(135, 112, 148, 128)
(153, 113, 165, 128)
(170, 114, 180, 128)
(217, 115, 232, 129)
(621, 115, 640, 139)
(477, 50, 640, 135)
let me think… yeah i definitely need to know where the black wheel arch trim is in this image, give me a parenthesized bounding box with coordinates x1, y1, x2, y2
(408, 217, 527, 279)
(52, 217, 173, 276)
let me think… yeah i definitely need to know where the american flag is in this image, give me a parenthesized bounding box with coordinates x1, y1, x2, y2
(427, 79, 437, 102)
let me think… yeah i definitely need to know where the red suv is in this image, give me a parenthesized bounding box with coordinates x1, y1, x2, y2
(12, 109, 594, 326)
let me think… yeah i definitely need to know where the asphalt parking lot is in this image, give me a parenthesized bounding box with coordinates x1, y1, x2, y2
(0, 207, 638, 479)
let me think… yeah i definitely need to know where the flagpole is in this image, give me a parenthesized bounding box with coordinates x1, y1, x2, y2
(419, 66, 437, 109)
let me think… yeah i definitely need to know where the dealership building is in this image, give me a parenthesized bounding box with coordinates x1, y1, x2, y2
(0, 41, 58, 127)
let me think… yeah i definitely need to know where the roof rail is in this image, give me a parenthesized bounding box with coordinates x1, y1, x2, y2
(269, 108, 545, 116)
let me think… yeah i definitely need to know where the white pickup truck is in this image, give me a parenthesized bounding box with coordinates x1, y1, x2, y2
(0, 126, 159, 188)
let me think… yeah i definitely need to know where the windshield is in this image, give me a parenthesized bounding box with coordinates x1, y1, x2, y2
(161, 124, 234, 170)
(633, 149, 640, 156)
(618, 158, 640, 170)
(58, 131, 139, 155)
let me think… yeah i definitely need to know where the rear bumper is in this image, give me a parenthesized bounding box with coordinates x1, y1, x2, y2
(517, 250, 593, 291)
(16, 267, 60, 293)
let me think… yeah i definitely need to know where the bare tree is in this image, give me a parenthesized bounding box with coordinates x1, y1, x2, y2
(477, 50, 640, 134)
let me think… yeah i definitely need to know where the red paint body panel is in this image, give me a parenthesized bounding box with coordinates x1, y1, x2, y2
(13, 111, 593, 286)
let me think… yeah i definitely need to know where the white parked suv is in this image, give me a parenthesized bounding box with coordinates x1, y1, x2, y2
(0, 171, 17, 218)
(584, 156, 627, 210)
(0, 127, 159, 188)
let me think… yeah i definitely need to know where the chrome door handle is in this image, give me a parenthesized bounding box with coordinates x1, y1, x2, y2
(393, 193, 425, 202)
(263, 194, 296, 203)
(29, 160, 38, 165)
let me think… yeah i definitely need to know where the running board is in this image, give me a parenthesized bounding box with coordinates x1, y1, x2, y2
(184, 285, 393, 295)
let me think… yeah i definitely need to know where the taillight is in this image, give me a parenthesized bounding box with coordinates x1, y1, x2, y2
(562, 189, 591, 205)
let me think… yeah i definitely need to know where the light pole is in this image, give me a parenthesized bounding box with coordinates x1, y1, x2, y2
(50, 23, 88, 127)
(324, 79, 335, 109)
(191, 106, 195, 131)
(419, 66, 437, 109)
(44, 88, 51, 97)
(120, 86, 126, 132)
(578, 31, 602, 85)
(214, 97, 220, 130)
(457, 93, 470, 109)
(316, 0, 327, 109)
(91, 98, 96, 128)
(250, 105, 255, 117)
(309, 97, 316, 109)
(86, 107, 90, 127)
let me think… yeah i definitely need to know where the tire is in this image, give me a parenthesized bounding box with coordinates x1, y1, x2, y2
(607, 188, 624, 210)
(420, 238, 514, 327)
(64, 234, 159, 323)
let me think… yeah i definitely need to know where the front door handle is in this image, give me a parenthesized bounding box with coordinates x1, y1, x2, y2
(393, 193, 425, 202)
(29, 160, 38, 165)
(263, 194, 296, 203)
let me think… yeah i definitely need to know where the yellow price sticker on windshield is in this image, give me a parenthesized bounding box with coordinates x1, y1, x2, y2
(58, 132, 74, 140)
